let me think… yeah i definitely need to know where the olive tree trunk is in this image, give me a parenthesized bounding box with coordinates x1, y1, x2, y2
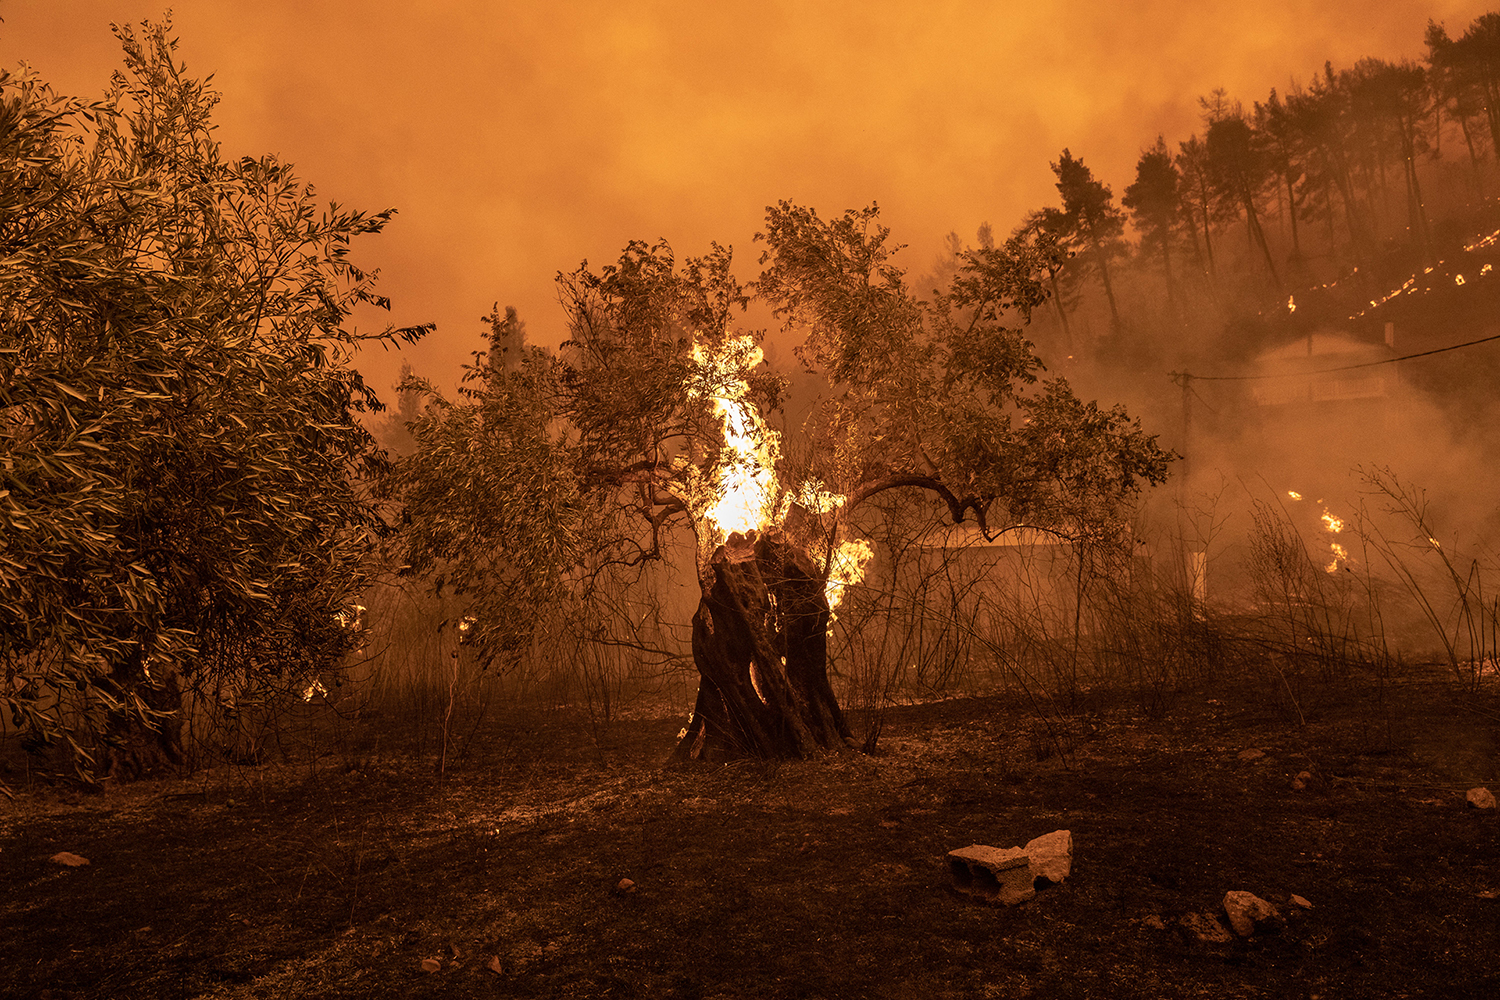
(672, 528, 855, 761)
(102, 651, 184, 781)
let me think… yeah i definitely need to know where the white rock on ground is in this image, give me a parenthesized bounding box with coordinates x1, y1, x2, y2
(1289, 894, 1313, 910)
(1466, 787, 1496, 810)
(947, 845, 1035, 904)
(1024, 830, 1073, 886)
(1223, 891, 1280, 936)
(49, 852, 89, 867)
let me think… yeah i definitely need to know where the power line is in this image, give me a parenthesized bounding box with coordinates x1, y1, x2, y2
(1174, 330, 1500, 382)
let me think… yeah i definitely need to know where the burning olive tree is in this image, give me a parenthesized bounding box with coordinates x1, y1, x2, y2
(390, 203, 1172, 761)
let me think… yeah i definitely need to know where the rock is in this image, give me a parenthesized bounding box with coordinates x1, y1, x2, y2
(1223, 891, 1280, 936)
(1466, 787, 1496, 810)
(49, 852, 89, 867)
(419, 957, 441, 973)
(1180, 911, 1233, 943)
(487, 955, 503, 975)
(1289, 894, 1313, 910)
(615, 878, 637, 894)
(947, 845, 1035, 904)
(1292, 770, 1312, 791)
(1237, 748, 1265, 762)
(1142, 914, 1166, 930)
(1024, 830, 1073, 886)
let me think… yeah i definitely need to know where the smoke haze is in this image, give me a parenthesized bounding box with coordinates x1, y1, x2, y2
(4, 0, 1492, 395)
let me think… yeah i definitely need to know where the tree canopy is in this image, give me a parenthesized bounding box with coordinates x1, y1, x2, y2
(0, 22, 427, 783)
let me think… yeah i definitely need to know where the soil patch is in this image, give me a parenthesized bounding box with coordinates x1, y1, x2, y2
(3, 674, 1498, 999)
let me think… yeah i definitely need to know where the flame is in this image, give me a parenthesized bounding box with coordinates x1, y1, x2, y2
(1464, 227, 1500, 251)
(796, 479, 846, 514)
(691, 336, 873, 614)
(1287, 295, 1296, 313)
(704, 394, 777, 535)
(824, 538, 873, 611)
(1287, 491, 1302, 501)
(691, 336, 780, 539)
(1319, 507, 1347, 573)
(333, 603, 366, 630)
(1325, 542, 1348, 574)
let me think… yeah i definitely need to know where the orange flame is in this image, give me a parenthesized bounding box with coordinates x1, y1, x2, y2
(691, 336, 779, 540)
(1320, 506, 1346, 573)
(691, 336, 871, 611)
(824, 539, 873, 611)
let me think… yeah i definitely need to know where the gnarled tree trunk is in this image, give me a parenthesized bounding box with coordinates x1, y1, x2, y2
(102, 651, 184, 781)
(672, 528, 854, 761)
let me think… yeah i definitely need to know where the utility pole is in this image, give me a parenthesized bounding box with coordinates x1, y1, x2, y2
(1169, 371, 1206, 610)
(1170, 371, 1192, 499)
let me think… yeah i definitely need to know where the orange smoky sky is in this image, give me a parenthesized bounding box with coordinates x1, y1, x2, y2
(4, 0, 1494, 397)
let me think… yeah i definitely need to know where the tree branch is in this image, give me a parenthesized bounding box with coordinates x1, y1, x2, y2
(847, 474, 996, 537)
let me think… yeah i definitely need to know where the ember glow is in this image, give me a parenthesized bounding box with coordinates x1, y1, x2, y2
(1346, 235, 1500, 319)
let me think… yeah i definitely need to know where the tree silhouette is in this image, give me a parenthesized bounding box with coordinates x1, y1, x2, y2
(1425, 19, 1490, 197)
(1202, 93, 1282, 290)
(1253, 91, 1307, 264)
(1051, 149, 1126, 333)
(1175, 135, 1220, 283)
(1453, 13, 1500, 166)
(1286, 67, 1371, 254)
(1344, 58, 1434, 262)
(1123, 136, 1184, 310)
(1013, 207, 1079, 351)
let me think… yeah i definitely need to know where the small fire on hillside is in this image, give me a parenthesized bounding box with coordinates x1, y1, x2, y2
(1287, 490, 1348, 574)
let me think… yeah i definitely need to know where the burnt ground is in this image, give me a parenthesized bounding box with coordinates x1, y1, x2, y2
(2, 671, 1498, 999)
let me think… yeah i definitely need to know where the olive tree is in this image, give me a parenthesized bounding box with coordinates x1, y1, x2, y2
(390, 202, 1173, 761)
(0, 22, 427, 785)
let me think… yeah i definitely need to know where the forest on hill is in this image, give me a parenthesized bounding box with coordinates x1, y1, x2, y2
(954, 11, 1500, 382)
